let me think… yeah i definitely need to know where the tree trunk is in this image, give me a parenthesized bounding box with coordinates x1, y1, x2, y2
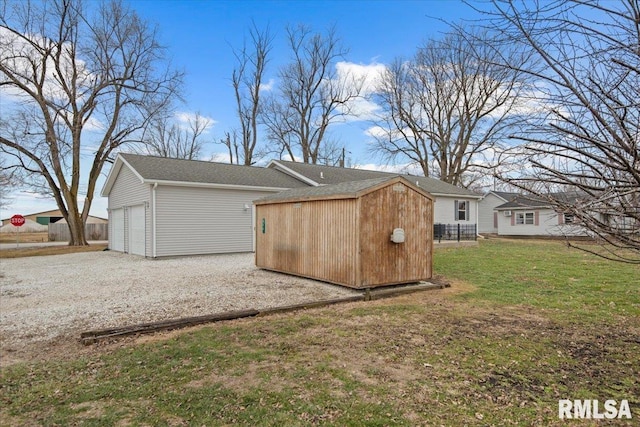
(67, 211, 88, 246)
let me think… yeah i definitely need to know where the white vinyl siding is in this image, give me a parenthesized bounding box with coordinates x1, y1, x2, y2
(497, 208, 587, 236)
(108, 165, 151, 254)
(154, 186, 277, 257)
(478, 193, 506, 233)
(434, 196, 476, 225)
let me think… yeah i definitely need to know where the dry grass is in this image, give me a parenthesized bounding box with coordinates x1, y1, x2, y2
(1, 240, 637, 425)
(0, 232, 49, 244)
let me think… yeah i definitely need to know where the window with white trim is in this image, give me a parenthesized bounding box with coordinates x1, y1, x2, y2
(455, 200, 468, 221)
(516, 212, 534, 225)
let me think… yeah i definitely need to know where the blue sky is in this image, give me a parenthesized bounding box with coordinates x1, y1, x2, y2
(2, 0, 481, 220)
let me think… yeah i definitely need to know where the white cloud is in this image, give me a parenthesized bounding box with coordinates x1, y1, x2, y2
(0, 27, 96, 104)
(259, 78, 275, 92)
(332, 61, 387, 122)
(174, 112, 216, 133)
(206, 152, 232, 164)
(355, 161, 425, 176)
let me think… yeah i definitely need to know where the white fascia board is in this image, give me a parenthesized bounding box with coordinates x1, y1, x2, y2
(100, 154, 147, 197)
(431, 192, 483, 199)
(143, 179, 290, 192)
(266, 160, 320, 186)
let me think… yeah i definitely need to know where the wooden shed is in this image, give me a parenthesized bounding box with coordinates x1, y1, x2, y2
(254, 176, 434, 289)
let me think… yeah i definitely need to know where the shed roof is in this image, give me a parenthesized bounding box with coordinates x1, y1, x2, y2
(102, 153, 308, 196)
(268, 160, 479, 198)
(255, 175, 433, 205)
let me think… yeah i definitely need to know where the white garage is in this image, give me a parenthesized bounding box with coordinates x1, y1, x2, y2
(101, 154, 307, 257)
(110, 208, 125, 252)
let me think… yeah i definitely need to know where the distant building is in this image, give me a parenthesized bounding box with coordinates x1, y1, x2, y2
(1, 209, 107, 227)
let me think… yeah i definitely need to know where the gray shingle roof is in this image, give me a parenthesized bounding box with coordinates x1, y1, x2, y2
(495, 195, 548, 210)
(491, 191, 520, 201)
(271, 160, 479, 197)
(494, 191, 587, 210)
(255, 176, 407, 204)
(120, 154, 308, 189)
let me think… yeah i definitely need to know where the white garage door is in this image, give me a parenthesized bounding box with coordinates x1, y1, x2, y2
(111, 208, 124, 252)
(129, 205, 146, 256)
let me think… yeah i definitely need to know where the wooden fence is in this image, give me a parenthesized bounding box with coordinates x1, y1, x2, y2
(48, 223, 108, 241)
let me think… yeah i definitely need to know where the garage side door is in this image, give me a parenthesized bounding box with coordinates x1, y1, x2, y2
(129, 205, 146, 256)
(111, 208, 124, 252)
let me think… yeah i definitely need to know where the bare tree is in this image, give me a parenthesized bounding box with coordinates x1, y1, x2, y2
(231, 22, 273, 165)
(261, 24, 363, 164)
(371, 28, 530, 187)
(0, 0, 182, 245)
(217, 130, 240, 165)
(138, 112, 211, 160)
(0, 156, 19, 208)
(481, 0, 640, 262)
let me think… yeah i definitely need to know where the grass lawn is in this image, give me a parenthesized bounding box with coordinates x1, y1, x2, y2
(1, 239, 638, 425)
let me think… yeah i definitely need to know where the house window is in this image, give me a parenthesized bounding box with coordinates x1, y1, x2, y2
(455, 200, 468, 221)
(564, 213, 575, 224)
(516, 212, 534, 225)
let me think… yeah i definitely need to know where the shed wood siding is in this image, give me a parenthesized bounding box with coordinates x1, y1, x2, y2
(255, 178, 433, 289)
(255, 199, 357, 286)
(155, 186, 273, 257)
(358, 184, 432, 287)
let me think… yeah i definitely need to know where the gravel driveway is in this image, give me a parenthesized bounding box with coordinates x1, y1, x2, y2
(0, 251, 359, 355)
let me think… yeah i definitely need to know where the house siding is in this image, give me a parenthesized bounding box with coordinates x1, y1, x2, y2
(155, 186, 277, 257)
(108, 164, 151, 254)
(478, 193, 505, 233)
(497, 208, 587, 236)
(434, 196, 477, 226)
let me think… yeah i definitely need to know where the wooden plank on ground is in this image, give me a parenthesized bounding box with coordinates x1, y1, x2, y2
(257, 295, 365, 316)
(80, 309, 260, 344)
(80, 283, 449, 345)
(367, 282, 447, 301)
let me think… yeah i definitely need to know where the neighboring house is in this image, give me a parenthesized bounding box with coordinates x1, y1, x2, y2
(102, 154, 481, 257)
(478, 191, 520, 234)
(267, 160, 481, 231)
(101, 154, 307, 257)
(493, 193, 587, 237)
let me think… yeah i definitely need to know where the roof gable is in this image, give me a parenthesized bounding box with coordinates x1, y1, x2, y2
(254, 176, 433, 205)
(268, 160, 479, 198)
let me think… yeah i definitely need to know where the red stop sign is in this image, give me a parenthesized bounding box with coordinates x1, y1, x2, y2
(10, 214, 25, 227)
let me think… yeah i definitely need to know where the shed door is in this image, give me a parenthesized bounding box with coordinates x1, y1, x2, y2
(129, 205, 146, 256)
(111, 208, 125, 252)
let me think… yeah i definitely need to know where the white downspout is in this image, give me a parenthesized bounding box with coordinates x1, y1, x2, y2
(476, 198, 481, 239)
(152, 183, 158, 258)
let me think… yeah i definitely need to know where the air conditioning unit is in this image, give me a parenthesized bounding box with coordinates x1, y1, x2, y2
(503, 210, 512, 217)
